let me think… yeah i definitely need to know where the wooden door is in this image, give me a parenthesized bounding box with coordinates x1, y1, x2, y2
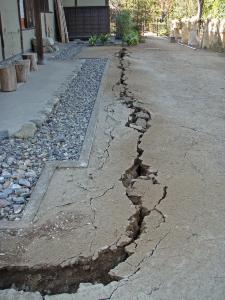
(64, 6, 110, 39)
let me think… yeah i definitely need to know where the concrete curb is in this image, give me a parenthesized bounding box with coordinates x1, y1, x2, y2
(79, 59, 110, 166)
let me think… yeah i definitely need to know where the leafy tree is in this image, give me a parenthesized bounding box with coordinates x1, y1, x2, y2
(203, 0, 225, 18)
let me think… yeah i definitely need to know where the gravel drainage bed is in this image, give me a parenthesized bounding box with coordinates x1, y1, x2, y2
(0, 58, 107, 222)
(48, 41, 86, 61)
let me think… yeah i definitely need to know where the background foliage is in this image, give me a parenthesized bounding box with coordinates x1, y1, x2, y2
(111, 0, 225, 22)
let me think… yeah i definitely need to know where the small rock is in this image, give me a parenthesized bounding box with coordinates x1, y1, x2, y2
(13, 204, 24, 214)
(126, 187, 142, 205)
(3, 181, 11, 189)
(129, 123, 144, 132)
(135, 118, 147, 129)
(0, 155, 6, 162)
(21, 192, 31, 198)
(13, 122, 37, 139)
(7, 157, 15, 165)
(0, 192, 7, 199)
(11, 183, 21, 191)
(135, 111, 150, 120)
(15, 187, 29, 196)
(0, 188, 12, 198)
(0, 199, 10, 208)
(18, 179, 31, 187)
(58, 136, 66, 143)
(1, 162, 8, 168)
(2, 171, 11, 179)
(0, 177, 5, 184)
(24, 159, 32, 167)
(12, 197, 25, 204)
(8, 215, 16, 221)
(25, 170, 36, 178)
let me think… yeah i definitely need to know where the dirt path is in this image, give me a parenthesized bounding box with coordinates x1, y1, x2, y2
(1, 38, 225, 299)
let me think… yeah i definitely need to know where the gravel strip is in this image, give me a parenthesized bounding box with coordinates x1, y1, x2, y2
(0, 58, 107, 221)
(48, 41, 86, 61)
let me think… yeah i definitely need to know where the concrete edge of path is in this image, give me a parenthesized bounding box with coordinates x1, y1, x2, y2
(79, 59, 110, 166)
(0, 59, 110, 230)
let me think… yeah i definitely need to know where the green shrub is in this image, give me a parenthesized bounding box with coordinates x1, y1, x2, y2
(123, 31, 139, 46)
(89, 35, 98, 46)
(99, 33, 110, 44)
(116, 10, 134, 38)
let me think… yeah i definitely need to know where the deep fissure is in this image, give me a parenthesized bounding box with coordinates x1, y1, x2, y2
(0, 48, 167, 296)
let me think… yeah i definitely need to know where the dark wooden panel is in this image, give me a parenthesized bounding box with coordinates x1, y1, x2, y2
(64, 6, 110, 39)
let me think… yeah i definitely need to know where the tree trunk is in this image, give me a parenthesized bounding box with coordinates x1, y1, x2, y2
(0, 65, 17, 92)
(197, 0, 204, 20)
(15, 60, 30, 83)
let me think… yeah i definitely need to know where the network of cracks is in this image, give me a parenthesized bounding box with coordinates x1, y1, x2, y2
(0, 48, 167, 296)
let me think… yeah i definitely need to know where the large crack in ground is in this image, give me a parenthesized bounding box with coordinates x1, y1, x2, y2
(0, 48, 167, 296)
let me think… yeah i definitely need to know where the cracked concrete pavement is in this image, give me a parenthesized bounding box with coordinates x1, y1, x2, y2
(1, 38, 225, 299)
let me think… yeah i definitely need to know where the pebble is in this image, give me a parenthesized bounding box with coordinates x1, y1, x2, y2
(2, 171, 11, 179)
(0, 199, 10, 208)
(18, 179, 31, 187)
(129, 123, 145, 132)
(13, 205, 24, 214)
(135, 118, 147, 129)
(0, 57, 107, 221)
(12, 197, 25, 204)
(11, 184, 21, 191)
(136, 111, 150, 120)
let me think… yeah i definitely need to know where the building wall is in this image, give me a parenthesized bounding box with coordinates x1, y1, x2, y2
(77, 0, 106, 6)
(0, 0, 21, 59)
(63, 0, 106, 7)
(41, 0, 55, 39)
(0, 45, 2, 61)
(0, 0, 56, 62)
(22, 29, 35, 52)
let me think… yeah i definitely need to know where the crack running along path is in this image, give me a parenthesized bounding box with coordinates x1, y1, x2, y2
(48, 37, 225, 299)
(0, 45, 168, 296)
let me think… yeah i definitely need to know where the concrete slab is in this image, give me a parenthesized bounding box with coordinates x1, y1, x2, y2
(0, 48, 141, 294)
(0, 60, 84, 136)
(0, 289, 42, 300)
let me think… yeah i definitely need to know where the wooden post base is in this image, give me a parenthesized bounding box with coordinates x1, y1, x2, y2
(15, 59, 30, 83)
(22, 53, 38, 71)
(0, 65, 17, 92)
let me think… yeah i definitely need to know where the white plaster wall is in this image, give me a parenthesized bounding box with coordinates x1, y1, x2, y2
(22, 29, 35, 51)
(49, 0, 55, 12)
(63, 0, 75, 7)
(63, 0, 106, 7)
(0, 44, 2, 61)
(41, 13, 56, 39)
(0, 0, 21, 59)
(77, 0, 105, 6)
